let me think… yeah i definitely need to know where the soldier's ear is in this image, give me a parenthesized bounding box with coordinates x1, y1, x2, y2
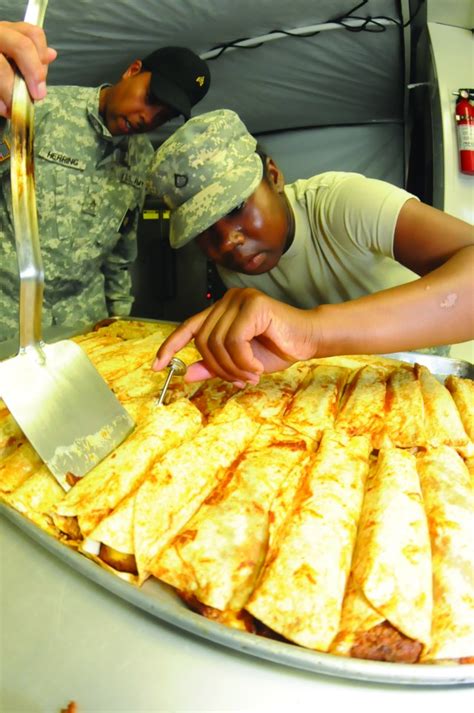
(266, 158, 285, 191)
(122, 60, 143, 80)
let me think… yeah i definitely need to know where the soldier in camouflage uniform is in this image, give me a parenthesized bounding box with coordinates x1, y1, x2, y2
(0, 46, 210, 342)
(149, 109, 473, 382)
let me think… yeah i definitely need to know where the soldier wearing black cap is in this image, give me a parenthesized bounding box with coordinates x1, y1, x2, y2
(100, 46, 210, 135)
(141, 47, 210, 121)
(0, 42, 211, 342)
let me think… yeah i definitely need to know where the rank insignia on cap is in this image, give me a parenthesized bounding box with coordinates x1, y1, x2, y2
(175, 173, 188, 188)
(195, 75, 205, 87)
(0, 137, 11, 162)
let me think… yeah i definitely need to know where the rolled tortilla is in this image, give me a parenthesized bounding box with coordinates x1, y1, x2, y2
(246, 430, 371, 651)
(2, 466, 66, 536)
(282, 365, 350, 443)
(89, 492, 135, 555)
(55, 399, 203, 536)
(152, 424, 310, 611)
(91, 331, 171, 383)
(0, 441, 42, 493)
(190, 379, 240, 420)
(134, 401, 260, 583)
(417, 446, 474, 661)
(382, 366, 426, 448)
(331, 447, 432, 661)
(0, 410, 24, 460)
(335, 366, 388, 447)
(416, 365, 469, 449)
(445, 375, 474, 443)
(225, 362, 310, 421)
(110, 343, 200, 401)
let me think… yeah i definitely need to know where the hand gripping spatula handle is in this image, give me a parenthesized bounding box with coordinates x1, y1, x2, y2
(0, 0, 134, 491)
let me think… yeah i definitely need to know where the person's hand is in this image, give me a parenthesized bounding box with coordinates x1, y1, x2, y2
(0, 21, 57, 118)
(153, 287, 321, 385)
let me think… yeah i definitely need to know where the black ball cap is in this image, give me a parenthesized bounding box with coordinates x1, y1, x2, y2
(141, 46, 210, 120)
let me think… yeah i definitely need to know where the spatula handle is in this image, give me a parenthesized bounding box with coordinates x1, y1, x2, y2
(10, 0, 49, 352)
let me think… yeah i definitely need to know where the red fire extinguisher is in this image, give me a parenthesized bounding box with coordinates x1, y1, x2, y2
(455, 88, 474, 175)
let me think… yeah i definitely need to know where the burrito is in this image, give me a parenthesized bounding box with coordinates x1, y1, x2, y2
(151, 424, 311, 611)
(382, 365, 426, 447)
(3, 466, 66, 536)
(190, 379, 241, 420)
(246, 430, 371, 651)
(0, 441, 42, 494)
(418, 446, 474, 661)
(330, 447, 432, 662)
(445, 375, 474, 443)
(335, 365, 388, 447)
(90, 331, 172, 383)
(55, 399, 203, 536)
(282, 364, 350, 442)
(110, 343, 200, 402)
(134, 400, 260, 582)
(87, 493, 136, 559)
(0, 409, 24, 461)
(416, 365, 469, 449)
(221, 361, 310, 422)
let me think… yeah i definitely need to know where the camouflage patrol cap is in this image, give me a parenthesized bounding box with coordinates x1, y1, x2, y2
(150, 109, 263, 248)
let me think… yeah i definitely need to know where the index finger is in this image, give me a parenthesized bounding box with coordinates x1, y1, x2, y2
(0, 22, 56, 99)
(6, 22, 49, 56)
(152, 307, 212, 371)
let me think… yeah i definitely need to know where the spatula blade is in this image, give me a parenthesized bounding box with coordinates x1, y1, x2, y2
(0, 340, 134, 490)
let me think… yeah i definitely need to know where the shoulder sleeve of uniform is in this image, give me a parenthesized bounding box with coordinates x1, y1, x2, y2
(132, 135, 155, 171)
(319, 174, 418, 258)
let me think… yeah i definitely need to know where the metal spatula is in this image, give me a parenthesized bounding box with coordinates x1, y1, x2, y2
(0, 0, 134, 491)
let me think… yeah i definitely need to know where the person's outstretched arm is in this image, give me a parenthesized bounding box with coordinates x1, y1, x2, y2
(153, 199, 474, 384)
(0, 21, 56, 118)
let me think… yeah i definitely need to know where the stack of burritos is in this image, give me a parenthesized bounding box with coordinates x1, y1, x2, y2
(1, 319, 473, 665)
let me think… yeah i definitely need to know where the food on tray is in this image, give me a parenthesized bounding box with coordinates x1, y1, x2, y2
(0, 441, 43, 494)
(330, 448, 432, 663)
(1, 318, 473, 666)
(0, 408, 24, 460)
(445, 374, 474, 442)
(282, 365, 349, 442)
(246, 430, 370, 651)
(417, 446, 474, 661)
(135, 400, 260, 582)
(334, 365, 387, 446)
(92, 317, 167, 340)
(3, 466, 66, 534)
(152, 424, 311, 611)
(55, 398, 203, 536)
(416, 365, 470, 450)
(382, 365, 426, 447)
(98, 543, 138, 575)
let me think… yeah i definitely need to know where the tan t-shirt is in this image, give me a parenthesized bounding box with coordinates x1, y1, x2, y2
(218, 172, 418, 307)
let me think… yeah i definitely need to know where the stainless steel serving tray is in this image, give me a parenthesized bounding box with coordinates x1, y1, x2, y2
(1, 320, 474, 686)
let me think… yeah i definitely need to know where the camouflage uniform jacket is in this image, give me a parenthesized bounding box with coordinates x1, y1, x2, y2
(0, 85, 154, 342)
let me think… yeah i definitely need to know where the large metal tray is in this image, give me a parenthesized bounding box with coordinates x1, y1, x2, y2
(1, 325, 473, 686)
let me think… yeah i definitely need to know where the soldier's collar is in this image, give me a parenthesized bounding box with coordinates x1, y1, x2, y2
(87, 85, 125, 148)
